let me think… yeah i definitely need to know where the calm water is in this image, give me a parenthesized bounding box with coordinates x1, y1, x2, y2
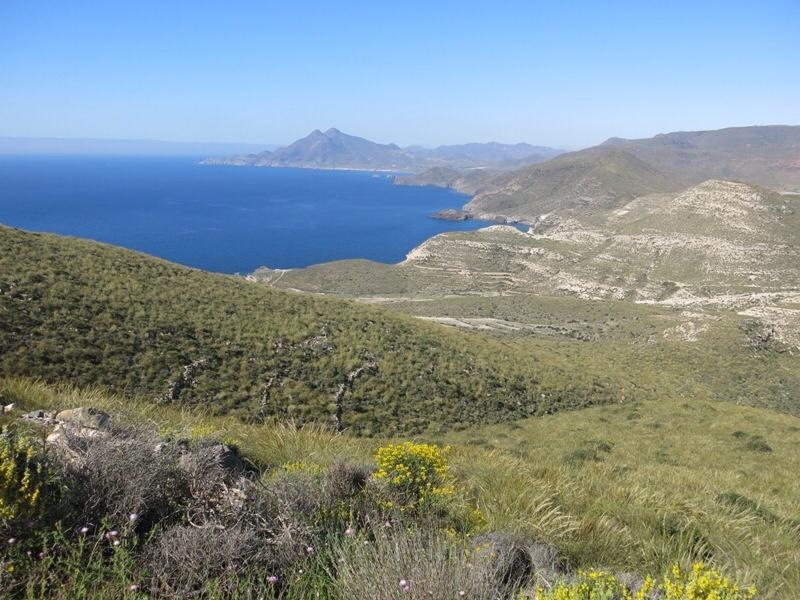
(0, 155, 489, 272)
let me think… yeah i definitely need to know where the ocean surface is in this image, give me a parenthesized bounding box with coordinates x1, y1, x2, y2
(0, 155, 492, 273)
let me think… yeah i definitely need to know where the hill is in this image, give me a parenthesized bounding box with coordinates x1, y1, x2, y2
(464, 149, 677, 222)
(601, 125, 800, 191)
(256, 180, 800, 416)
(202, 128, 561, 172)
(393, 125, 800, 223)
(0, 225, 646, 435)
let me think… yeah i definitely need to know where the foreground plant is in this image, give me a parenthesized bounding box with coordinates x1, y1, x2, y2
(0, 425, 49, 527)
(529, 562, 756, 600)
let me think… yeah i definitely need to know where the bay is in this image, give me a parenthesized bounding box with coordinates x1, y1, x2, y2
(0, 155, 490, 273)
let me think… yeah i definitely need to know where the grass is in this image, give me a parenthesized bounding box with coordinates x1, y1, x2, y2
(0, 225, 646, 435)
(3, 377, 797, 597)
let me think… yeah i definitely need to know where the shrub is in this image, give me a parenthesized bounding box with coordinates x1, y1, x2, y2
(147, 524, 273, 598)
(373, 442, 453, 510)
(529, 563, 756, 600)
(63, 425, 189, 532)
(661, 562, 757, 600)
(531, 569, 654, 599)
(331, 527, 512, 599)
(0, 425, 50, 527)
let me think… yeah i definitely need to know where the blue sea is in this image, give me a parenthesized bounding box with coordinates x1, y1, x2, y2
(0, 155, 490, 273)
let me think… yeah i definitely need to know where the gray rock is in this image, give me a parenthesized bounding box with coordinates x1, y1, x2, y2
(55, 407, 111, 430)
(473, 532, 566, 588)
(179, 442, 246, 476)
(23, 409, 52, 419)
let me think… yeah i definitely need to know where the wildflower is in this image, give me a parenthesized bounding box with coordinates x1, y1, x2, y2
(37, 551, 45, 559)
(305, 545, 315, 554)
(399, 579, 411, 592)
(113, 540, 121, 546)
(129, 513, 138, 522)
(129, 584, 139, 591)
(384, 520, 392, 528)
(345, 527, 355, 536)
(458, 592, 465, 597)
(5, 563, 14, 573)
(267, 575, 278, 584)
(7, 537, 16, 544)
(80, 526, 89, 534)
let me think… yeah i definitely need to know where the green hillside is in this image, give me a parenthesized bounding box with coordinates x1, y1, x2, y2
(0, 225, 640, 435)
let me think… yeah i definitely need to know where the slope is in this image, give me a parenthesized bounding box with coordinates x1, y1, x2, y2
(464, 149, 677, 222)
(0, 225, 641, 435)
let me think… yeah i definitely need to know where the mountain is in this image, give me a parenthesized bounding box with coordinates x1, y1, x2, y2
(408, 142, 562, 168)
(464, 149, 677, 222)
(394, 125, 800, 223)
(203, 128, 420, 171)
(600, 125, 800, 190)
(202, 129, 562, 171)
(392, 166, 500, 195)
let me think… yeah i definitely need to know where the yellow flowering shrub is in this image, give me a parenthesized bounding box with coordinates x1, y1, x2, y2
(0, 426, 47, 526)
(373, 442, 454, 509)
(662, 562, 757, 600)
(531, 569, 654, 600)
(528, 563, 756, 600)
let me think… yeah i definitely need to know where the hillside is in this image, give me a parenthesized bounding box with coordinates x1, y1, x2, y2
(602, 125, 800, 191)
(257, 180, 800, 416)
(0, 225, 648, 436)
(464, 149, 677, 222)
(394, 125, 800, 223)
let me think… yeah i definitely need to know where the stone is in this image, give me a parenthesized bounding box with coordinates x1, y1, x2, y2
(55, 407, 111, 431)
(3, 403, 18, 413)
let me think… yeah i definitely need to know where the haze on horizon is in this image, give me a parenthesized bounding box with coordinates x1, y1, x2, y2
(1, 0, 798, 150)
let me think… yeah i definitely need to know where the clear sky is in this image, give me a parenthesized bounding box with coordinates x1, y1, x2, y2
(1, 0, 798, 149)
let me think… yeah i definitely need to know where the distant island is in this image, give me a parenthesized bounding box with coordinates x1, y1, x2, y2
(201, 127, 562, 172)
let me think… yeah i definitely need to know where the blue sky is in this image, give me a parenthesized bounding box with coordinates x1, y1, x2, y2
(1, 1, 798, 148)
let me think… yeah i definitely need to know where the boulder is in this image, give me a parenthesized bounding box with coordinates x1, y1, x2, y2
(45, 407, 113, 464)
(473, 532, 566, 588)
(55, 407, 111, 431)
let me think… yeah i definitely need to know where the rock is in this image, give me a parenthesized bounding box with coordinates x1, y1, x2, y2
(22, 410, 53, 421)
(55, 407, 111, 431)
(45, 407, 113, 464)
(3, 403, 18, 413)
(473, 532, 566, 588)
(179, 442, 246, 477)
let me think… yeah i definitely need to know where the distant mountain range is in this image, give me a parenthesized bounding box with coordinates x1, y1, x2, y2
(400, 125, 800, 222)
(201, 128, 562, 171)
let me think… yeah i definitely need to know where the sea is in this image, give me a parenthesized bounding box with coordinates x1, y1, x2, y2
(0, 155, 493, 273)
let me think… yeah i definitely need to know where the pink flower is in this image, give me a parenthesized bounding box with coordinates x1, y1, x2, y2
(7, 538, 16, 545)
(267, 575, 278, 584)
(113, 540, 121, 546)
(80, 527, 89, 534)
(129, 513, 138, 522)
(345, 527, 355, 536)
(305, 545, 314, 554)
(129, 584, 139, 591)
